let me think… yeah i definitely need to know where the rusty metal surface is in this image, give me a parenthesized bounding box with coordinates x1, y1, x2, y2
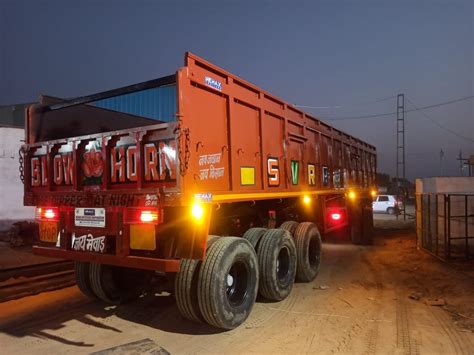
(0, 261, 73, 282)
(0, 261, 75, 303)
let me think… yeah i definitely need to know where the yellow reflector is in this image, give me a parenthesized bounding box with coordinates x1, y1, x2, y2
(130, 224, 156, 250)
(39, 221, 58, 243)
(240, 167, 255, 185)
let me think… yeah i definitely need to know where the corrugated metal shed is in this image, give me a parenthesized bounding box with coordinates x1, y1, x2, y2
(0, 103, 32, 128)
(92, 84, 176, 122)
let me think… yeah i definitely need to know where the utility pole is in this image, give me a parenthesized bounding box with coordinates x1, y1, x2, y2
(396, 94, 406, 220)
(440, 149, 444, 176)
(457, 150, 468, 176)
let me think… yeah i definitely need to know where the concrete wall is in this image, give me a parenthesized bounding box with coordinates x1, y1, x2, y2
(416, 177, 474, 258)
(0, 127, 34, 229)
(0, 103, 30, 128)
(416, 177, 474, 194)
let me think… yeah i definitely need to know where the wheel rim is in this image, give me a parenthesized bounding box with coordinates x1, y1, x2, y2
(226, 260, 249, 307)
(276, 246, 291, 283)
(308, 236, 320, 268)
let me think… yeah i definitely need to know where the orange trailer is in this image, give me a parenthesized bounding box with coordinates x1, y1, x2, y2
(23, 52, 376, 329)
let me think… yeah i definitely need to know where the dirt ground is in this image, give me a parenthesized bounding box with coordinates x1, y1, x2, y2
(0, 241, 60, 270)
(0, 225, 473, 354)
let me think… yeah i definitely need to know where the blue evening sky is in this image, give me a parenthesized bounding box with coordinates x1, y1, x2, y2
(0, 0, 472, 180)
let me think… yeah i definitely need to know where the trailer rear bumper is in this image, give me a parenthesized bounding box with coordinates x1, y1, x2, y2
(32, 246, 181, 273)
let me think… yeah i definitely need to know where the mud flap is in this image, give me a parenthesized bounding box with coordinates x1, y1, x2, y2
(351, 199, 374, 245)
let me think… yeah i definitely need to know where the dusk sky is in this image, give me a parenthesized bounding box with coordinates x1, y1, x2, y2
(0, 0, 472, 180)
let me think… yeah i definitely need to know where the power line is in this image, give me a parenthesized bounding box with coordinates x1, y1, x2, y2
(296, 104, 342, 109)
(295, 95, 397, 110)
(406, 97, 474, 143)
(315, 94, 474, 121)
(324, 110, 395, 120)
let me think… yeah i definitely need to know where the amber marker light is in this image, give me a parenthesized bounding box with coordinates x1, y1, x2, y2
(348, 191, 357, 201)
(191, 203, 204, 222)
(303, 195, 311, 205)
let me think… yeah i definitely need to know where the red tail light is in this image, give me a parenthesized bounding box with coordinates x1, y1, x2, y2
(140, 210, 158, 223)
(36, 207, 59, 222)
(326, 208, 346, 228)
(124, 208, 159, 224)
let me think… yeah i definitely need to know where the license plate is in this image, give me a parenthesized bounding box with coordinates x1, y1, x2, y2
(75, 208, 105, 228)
(39, 221, 58, 243)
(71, 233, 107, 253)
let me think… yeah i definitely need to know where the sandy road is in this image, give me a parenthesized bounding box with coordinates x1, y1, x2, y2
(0, 230, 472, 354)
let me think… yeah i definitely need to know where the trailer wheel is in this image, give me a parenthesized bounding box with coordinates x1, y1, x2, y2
(279, 220, 299, 237)
(74, 261, 97, 299)
(206, 235, 220, 249)
(174, 236, 219, 323)
(294, 222, 322, 282)
(257, 229, 297, 301)
(243, 227, 267, 249)
(175, 259, 202, 322)
(89, 263, 151, 304)
(198, 237, 258, 329)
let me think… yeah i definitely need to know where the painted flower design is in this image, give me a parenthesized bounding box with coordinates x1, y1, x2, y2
(82, 148, 104, 178)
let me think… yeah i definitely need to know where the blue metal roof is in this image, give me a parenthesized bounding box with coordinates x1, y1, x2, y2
(92, 84, 176, 122)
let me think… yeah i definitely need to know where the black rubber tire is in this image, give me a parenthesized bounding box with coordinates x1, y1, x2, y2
(89, 263, 152, 304)
(175, 236, 219, 323)
(206, 235, 220, 249)
(74, 261, 97, 299)
(257, 229, 297, 301)
(242, 227, 267, 249)
(294, 222, 322, 282)
(198, 237, 258, 329)
(175, 259, 202, 322)
(387, 207, 395, 215)
(279, 221, 299, 237)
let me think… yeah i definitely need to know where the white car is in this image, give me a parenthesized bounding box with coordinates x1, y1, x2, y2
(372, 195, 402, 214)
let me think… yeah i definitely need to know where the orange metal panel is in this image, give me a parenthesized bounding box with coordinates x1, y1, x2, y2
(287, 120, 304, 136)
(186, 84, 230, 192)
(288, 139, 304, 189)
(177, 52, 377, 204)
(261, 112, 285, 190)
(230, 101, 262, 190)
(305, 129, 320, 189)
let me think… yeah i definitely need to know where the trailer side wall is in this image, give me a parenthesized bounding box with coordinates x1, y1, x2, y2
(177, 53, 376, 204)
